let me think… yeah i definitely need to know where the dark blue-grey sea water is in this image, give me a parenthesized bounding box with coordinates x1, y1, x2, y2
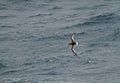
(0, 0, 120, 83)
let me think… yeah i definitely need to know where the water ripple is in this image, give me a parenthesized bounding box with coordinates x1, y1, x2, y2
(0, 63, 6, 69)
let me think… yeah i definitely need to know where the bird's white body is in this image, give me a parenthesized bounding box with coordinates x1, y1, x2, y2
(76, 42, 79, 45)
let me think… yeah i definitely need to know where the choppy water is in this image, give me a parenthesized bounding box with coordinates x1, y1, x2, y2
(0, 0, 120, 83)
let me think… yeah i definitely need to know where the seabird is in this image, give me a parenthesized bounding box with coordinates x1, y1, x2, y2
(69, 33, 79, 56)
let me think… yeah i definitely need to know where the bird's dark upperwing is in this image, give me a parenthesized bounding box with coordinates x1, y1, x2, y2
(71, 45, 77, 56)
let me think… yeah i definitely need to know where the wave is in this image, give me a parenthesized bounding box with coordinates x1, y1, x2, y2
(23, 56, 60, 66)
(1, 70, 17, 75)
(97, 28, 120, 41)
(0, 67, 27, 75)
(88, 42, 110, 48)
(0, 15, 15, 20)
(0, 31, 64, 42)
(68, 12, 120, 28)
(39, 71, 62, 75)
(8, 0, 32, 3)
(89, 13, 119, 23)
(51, 6, 63, 10)
(36, 33, 69, 41)
(0, 63, 6, 69)
(0, 36, 14, 41)
(0, 78, 37, 83)
(39, 55, 106, 66)
(0, 3, 7, 10)
(29, 13, 52, 18)
(0, 25, 15, 29)
(0, 33, 15, 41)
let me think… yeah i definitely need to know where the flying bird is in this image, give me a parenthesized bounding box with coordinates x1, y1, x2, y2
(69, 33, 79, 56)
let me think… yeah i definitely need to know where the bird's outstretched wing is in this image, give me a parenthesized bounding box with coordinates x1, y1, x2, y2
(71, 33, 75, 43)
(71, 45, 77, 56)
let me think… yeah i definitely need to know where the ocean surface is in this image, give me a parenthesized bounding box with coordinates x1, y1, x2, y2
(0, 0, 120, 83)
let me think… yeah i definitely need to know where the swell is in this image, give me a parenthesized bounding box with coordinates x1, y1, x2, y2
(89, 13, 119, 23)
(0, 15, 15, 20)
(23, 54, 106, 68)
(0, 78, 37, 83)
(0, 66, 28, 75)
(0, 3, 7, 10)
(29, 13, 52, 18)
(0, 63, 6, 69)
(36, 34, 67, 41)
(64, 12, 120, 29)
(97, 28, 120, 41)
(0, 31, 61, 42)
(8, 0, 32, 3)
(73, 3, 107, 10)
(0, 25, 15, 29)
(0, 32, 16, 41)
